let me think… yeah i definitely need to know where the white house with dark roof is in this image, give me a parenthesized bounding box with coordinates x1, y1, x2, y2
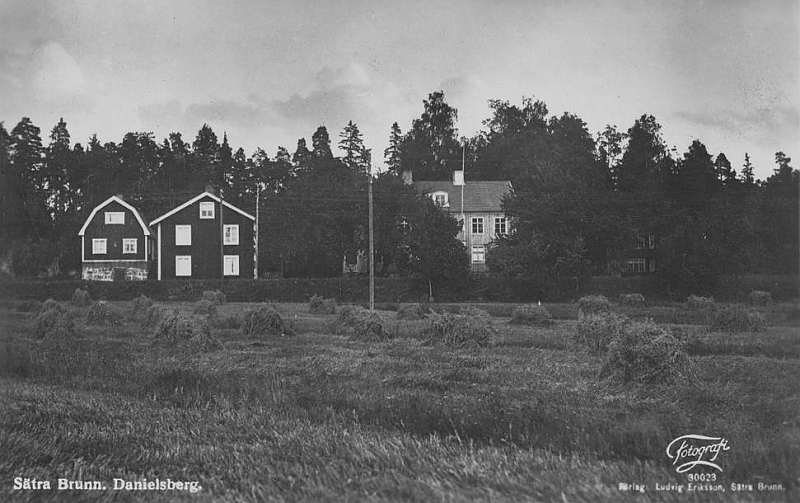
(78, 195, 150, 281)
(410, 170, 512, 271)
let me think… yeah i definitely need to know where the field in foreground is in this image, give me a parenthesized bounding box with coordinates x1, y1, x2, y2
(0, 298, 798, 502)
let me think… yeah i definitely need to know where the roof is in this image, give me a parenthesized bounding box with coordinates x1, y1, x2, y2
(149, 192, 255, 226)
(413, 180, 512, 213)
(78, 196, 151, 236)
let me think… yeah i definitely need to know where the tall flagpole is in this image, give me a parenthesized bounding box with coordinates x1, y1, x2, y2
(368, 149, 375, 313)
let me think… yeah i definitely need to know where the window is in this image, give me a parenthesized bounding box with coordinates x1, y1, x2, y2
(494, 217, 507, 236)
(175, 225, 191, 246)
(105, 212, 124, 225)
(635, 235, 646, 249)
(471, 245, 486, 264)
(649, 259, 657, 273)
(647, 235, 656, 249)
(626, 258, 646, 273)
(224, 224, 239, 245)
(471, 217, 484, 234)
(123, 238, 137, 254)
(175, 256, 191, 276)
(92, 238, 107, 254)
(199, 202, 215, 219)
(224, 255, 240, 276)
(431, 191, 449, 207)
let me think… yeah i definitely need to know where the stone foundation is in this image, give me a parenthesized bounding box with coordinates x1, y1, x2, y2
(82, 264, 148, 281)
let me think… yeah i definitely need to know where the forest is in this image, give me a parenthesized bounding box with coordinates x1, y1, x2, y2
(0, 91, 797, 293)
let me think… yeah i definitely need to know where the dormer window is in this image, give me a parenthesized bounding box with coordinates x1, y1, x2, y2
(431, 191, 449, 207)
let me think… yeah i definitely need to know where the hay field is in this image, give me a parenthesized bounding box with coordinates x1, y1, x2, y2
(1, 297, 798, 502)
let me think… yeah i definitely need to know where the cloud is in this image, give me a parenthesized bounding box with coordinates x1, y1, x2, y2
(30, 42, 86, 97)
(674, 105, 799, 144)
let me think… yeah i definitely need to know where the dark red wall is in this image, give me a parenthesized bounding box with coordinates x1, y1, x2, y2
(83, 201, 148, 261)
(156, 195, 254, 279)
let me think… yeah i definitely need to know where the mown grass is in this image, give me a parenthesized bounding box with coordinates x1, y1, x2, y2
(0, 299, 798, 502)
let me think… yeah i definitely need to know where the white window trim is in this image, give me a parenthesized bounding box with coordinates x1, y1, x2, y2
(471, 245, 486, 264)
(494, 217, 506, 236)
(105, 212, 125, 225)
(175, 225, 192, 246)
(223, 224, 239, 245)
(224, 255, 240, 276)
(627, 258, 646, 273)
(92, 238, 107, 255)
(175, 255, 192, 277)
(472, 217, 484, 235)
(122, 238, 137, 254)
(199, 201, 215, 219)
(635, 234, 646, 249)
(431, 191, 449, 207)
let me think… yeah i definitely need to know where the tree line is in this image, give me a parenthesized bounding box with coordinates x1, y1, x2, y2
(0, 91, 797, 293)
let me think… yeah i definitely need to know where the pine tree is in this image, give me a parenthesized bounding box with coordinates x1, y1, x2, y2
(338, 120, 366, 173)
(740, 153, 755, 186)
(10, 117, 48, 237)
(311, 126, 333, 160)
(292, 138, 312, 170)
(46, 118, 73, 221)
(384, 122, 403, 172)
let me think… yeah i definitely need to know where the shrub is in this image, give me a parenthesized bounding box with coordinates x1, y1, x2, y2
(86, 301, 122, 326)
(71, 288, 91, 307)
(337, 305, 367, 327)
(132, 295, 154, 312)
(619, 293, 646, 306)
(201, 290, 226, 305)
(577, 295, 610, 319)
(194, 300, 219, 317)
(687, 295, 715, 310)
(708, 304, 767, 333)
(749, 290, 772, 306)
(142, 305, 165, 330)
(509, 304, 554, 326)
(33, 304, 76, 340)
(152, 311, 221, 351)
(350, 311, 390, 342)
(598, 319, 693, 385)
(309, 295, 336, 314)
(424, 311, 496, 348)
(396, 303, 427, 320)
(573, 313, 631, 354)
(241, 305, 293, 338)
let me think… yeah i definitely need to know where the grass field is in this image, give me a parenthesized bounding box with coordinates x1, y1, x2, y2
(0, 297, 798, 502)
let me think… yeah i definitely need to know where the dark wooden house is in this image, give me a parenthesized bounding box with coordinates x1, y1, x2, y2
(149, 191, 256, 280)
(77, 195, 151, 281)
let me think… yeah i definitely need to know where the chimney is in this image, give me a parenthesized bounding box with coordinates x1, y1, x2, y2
(453, 170, 464, 186)
(401, 170, 413, 185)
(205, 184, 216, 195)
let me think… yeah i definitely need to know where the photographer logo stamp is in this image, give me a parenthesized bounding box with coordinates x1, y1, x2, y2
(666, 434, 730, 473)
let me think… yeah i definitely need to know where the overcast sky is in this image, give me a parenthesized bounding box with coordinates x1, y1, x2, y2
(1, 0, 797, 180)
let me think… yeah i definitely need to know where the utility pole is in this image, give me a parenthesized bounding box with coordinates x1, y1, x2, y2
(367, 149, 375, 313)
(219, 186, 224, 286)
(254, 183, 260, 280)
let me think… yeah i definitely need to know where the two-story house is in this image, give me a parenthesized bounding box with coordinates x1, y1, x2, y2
(149, 189, 256, 280)
(409, 170, 512, 271)
(77, 195, 151, 281)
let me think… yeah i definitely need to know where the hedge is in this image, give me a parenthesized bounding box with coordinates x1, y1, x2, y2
(2, 274, 796, 303)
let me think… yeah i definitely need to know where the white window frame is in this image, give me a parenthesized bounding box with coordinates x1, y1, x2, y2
(92, 238, 107, 255)
(471, 245, 486, 264)
(649, 259, 657, 273)
(224, 255, 240, 276)
(627, 258, 646, 273)
(472, 217, 484, 235)
(494, 217, 507, 236)
(431, 191, 449, 207)
(105, 212, 125, 225)
(175, 225, 191, 246)
(199, 202, 215, 219)
(175, 255, 192, 277)
(223, 224, 239, 245)
(635, 234, 646, 249)
(648, 234, 656, 249)
(122, 238, 137, 254)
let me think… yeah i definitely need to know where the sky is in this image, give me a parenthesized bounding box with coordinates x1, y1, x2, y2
(0, 0, 797, 180)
